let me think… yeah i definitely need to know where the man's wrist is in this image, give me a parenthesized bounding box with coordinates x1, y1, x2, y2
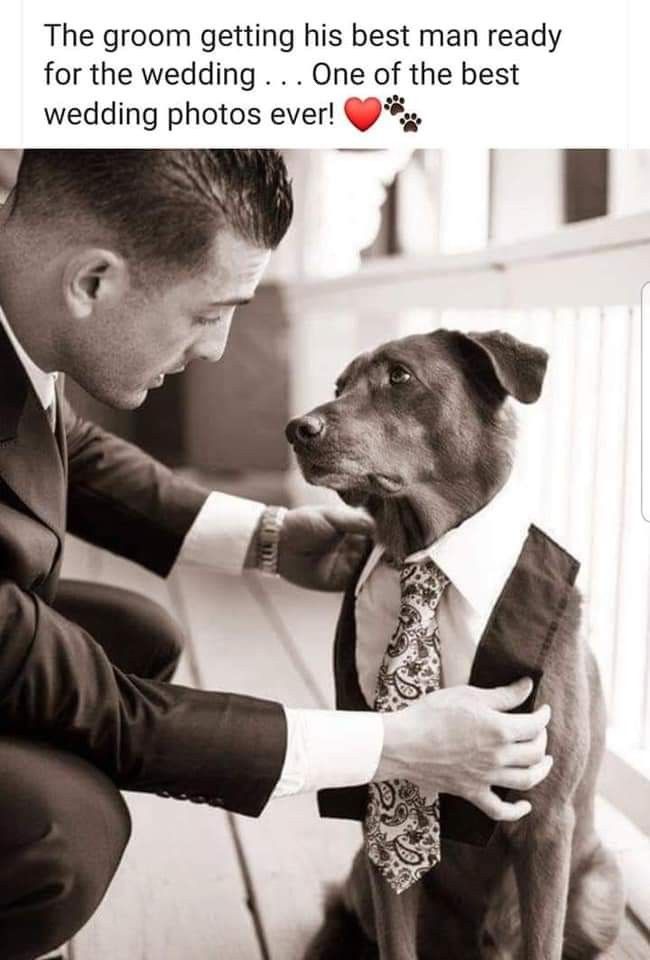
(179, 491, 266, 575)
(258, 505, 287, 575)
(244, 504, 287, 571)
(272, 709, 384, 797)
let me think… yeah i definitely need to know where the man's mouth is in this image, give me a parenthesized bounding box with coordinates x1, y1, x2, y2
(149, 365, 186, 389)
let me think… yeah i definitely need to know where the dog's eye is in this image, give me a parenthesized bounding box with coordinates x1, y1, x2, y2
(389, 365, 412, 386)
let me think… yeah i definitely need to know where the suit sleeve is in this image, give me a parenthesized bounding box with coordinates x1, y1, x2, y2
(0, 577, 287, 816)
(62, 394, 209, 576)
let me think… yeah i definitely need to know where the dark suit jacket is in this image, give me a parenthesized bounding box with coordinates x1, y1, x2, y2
(0, 324, 287, 816)
(318, 525, 580, 845)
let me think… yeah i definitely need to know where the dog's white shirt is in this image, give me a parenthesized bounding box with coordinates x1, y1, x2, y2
(354, 476, 531, 703)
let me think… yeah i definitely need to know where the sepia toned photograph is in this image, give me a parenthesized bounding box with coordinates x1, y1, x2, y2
(0, 148, 648, 960)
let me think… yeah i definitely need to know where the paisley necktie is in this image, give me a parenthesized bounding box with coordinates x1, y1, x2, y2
(365, 557, 449, 894)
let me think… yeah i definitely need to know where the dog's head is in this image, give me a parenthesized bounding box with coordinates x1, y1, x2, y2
(286, 328, 548, 556)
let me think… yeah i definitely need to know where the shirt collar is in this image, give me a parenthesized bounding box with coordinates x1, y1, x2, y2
(356, 474, 531, 619)
(0, 303, 58, 410)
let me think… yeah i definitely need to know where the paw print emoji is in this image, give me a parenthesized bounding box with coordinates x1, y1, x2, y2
(400, 112, 422, 133)
(384, 95, 405, 116)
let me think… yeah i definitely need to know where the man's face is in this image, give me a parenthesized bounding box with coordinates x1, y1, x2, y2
(65, 229, 270, 409)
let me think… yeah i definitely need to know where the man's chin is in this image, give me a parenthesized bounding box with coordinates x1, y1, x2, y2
(82, 384, 150, 410)
(123, 388, 150, 409)
(104, 388, 150, 410)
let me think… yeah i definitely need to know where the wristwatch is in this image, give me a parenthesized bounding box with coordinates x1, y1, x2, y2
(258, 505, 287, 576)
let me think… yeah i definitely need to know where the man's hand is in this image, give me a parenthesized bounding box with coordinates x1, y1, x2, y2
(277, 505, 375, 591)
(375, 677, 552, 822)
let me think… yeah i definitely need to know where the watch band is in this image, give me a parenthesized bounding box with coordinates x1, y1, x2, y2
(258, 505, 287, 576)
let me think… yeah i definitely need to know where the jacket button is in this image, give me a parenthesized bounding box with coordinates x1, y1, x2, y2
(158, 790, 171, 798)
(209, 797, 224, 807)
(177, 792, 188, 800)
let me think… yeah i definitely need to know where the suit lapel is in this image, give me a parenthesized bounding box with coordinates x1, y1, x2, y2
(0, 323, 66, 541)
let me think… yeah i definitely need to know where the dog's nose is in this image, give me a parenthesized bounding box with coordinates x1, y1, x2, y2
(286, 414, 326, 445)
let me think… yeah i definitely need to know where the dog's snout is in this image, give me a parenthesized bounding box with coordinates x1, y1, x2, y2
(286, 414, 326, 445)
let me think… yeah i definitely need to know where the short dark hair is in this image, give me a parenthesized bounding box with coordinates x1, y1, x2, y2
(11, 149, 293, 271)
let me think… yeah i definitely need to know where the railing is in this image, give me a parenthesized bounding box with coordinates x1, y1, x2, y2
(283, 211, 650, 834)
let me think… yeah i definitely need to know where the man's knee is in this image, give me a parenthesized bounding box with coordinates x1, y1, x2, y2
(54, 580, 185, 681)
(5, 806, 131, 960)
(0, 741, 131, 960)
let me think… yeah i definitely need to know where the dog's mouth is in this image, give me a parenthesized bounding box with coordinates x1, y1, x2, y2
(298, 455, 403, 497)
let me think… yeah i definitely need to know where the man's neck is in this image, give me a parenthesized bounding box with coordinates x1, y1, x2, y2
(0, 219, 59, 374)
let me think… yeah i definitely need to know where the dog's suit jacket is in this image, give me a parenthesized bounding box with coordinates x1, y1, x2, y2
(318, 525, 580, 959)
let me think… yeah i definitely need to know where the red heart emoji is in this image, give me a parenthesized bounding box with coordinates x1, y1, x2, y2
(344, 97, 382, 132)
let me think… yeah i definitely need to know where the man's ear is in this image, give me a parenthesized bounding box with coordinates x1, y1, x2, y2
(454, 329, 549, 404)
(62, 249, 129, 320)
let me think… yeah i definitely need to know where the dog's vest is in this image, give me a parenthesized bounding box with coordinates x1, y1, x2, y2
(318, 524, 579, 847)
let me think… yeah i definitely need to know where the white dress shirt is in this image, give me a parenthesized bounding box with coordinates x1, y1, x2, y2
(0, 304, 383, 799)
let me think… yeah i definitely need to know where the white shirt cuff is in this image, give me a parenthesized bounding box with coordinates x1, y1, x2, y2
(272, 708, 384, 798)
(177, 491, 265, 575)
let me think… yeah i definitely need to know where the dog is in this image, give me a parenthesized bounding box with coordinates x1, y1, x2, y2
(286, 329, 624, 960)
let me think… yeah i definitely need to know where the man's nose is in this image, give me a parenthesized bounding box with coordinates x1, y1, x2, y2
(194, 315, 233, 363)
(286, 414, 326, 445)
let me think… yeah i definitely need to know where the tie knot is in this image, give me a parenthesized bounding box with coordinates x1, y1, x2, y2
(400, 557, 449, 603)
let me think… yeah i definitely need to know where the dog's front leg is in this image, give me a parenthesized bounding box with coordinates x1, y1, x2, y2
(509, 806, 575, 960)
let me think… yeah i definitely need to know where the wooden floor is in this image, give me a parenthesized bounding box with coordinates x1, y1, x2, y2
(56, 537, 649, 960)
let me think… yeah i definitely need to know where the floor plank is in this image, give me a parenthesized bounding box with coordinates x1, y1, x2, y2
(63, 545, 261, 960)
(246, 576, 342, 709)
(174, 568, 361, 960)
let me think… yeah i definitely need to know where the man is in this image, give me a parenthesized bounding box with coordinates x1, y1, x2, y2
(0, 150, 551, 960)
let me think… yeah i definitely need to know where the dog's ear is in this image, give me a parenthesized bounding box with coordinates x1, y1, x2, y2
(457, 330, 548, 404)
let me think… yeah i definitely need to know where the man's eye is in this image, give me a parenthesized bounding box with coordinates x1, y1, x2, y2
(389, 365, 412, 386)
